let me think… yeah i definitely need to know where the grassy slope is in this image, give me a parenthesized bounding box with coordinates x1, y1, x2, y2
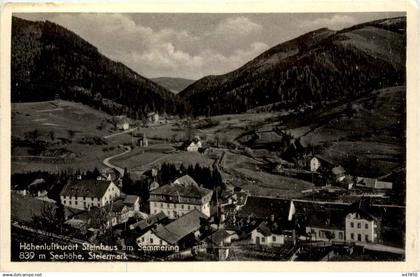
(293, 86, 405, 176)
(11, 100, 122, 173)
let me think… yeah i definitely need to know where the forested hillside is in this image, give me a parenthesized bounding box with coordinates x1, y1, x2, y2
(179, 17, 406, 116)
(12, 17, 186, 119)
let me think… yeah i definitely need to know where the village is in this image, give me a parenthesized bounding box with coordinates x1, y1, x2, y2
(11, 110, 405, 262)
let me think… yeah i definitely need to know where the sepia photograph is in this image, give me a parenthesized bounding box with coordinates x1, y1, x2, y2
(1, 1, 418, 272)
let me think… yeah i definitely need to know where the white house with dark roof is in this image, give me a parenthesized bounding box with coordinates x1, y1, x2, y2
(250, 222, 285, 247)
(60, 179, 120, 210)
(149, 175, 213, 219)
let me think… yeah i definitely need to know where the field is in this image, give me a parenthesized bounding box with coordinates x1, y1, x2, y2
(11, 100, 122, 173)
(11, 85, 405, 196)
(287, 86, 406, 176)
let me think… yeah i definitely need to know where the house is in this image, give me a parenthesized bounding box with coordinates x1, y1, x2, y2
(136, 209, 208, 248)
(331, 166, 346, 182)
(306, 155, 335, 171)
(345, 210, 379, 243)
(124, 195, 140, 212)
(204, 229, 237, 260)
(337, 175, 354, 190)
(305, 213, 346, 242)
(115, 115, 130, 130)
(149, 175, 213, 219)
(250, 222, 285, 247)
(355, 177, 393, 190)
(309, 156, 321, 172)
(147, 112, 159, 123)
(59, 179, 120, 210)
(129, 211, 168, 231)
(186, 136, 202, 152)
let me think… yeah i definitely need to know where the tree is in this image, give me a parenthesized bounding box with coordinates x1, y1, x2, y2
(67, 129, 76, 139)
(24, 129, 40, 141)
(48, 130, 55, 141)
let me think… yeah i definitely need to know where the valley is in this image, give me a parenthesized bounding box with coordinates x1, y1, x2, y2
(9, 14, 407, 262)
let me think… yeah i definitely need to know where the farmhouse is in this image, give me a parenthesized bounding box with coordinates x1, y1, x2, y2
(149, 175, 213, 219)
(345, 210, 379, 243)
(186, 136, 202, 152)
(115, 115, 130, 130)
(136, 209, 208, 248)
(147, 112, 159, 123)
(60, 179, 120, 210)
(250, 222, 285, 247)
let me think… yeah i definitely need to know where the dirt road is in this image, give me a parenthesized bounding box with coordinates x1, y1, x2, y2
(102, 145, 131, 175)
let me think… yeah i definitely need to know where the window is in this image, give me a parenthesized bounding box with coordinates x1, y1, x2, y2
(351, 233, 354, 240)
(83, 196, 86, 200)
(365, 235, 369, 242)
(261, 237, 265, 243)
(181, 205, 184, 209)
(160, 203, 163, 208)
(167, 203, 170, 208)
(272, 236, 276, 242)
(339, 232, 343, 240)
(357, 223, 361, 229)
(75, 201, 78, 205)
(150, 238, 153, 244)
(160, 240, 162, 245)
(365, 223, 368, 229)
(350, 222, 354, 228)
(358, 234, 362, 241)
(141, 237, 144, 242)
(63, 200, 66, 204)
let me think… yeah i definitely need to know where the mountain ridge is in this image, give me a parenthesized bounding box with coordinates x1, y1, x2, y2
(11, 16, 186, 119)
(179, 17, 406, 116)
(151, 77, 195, 94)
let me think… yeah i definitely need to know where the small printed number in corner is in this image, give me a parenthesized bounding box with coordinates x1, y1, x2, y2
(402, 273, 418, 277)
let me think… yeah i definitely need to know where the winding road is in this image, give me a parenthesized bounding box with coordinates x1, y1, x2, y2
(102, 145, 131, 176)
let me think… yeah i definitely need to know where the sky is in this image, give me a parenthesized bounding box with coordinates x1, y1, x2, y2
(16, 12, 404, 80)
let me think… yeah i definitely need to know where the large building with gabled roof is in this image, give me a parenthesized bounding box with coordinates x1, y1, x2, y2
(136, 209, 208, 248)
(149, 175, 213, 219)
(59, 179, 120, 210)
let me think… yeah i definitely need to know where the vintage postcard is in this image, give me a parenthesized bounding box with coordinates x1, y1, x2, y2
(0, 0, 418, 272)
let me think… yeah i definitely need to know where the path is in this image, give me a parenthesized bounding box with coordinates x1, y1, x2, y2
(104, 127, 139, 139)
(102, 145, 131, 175)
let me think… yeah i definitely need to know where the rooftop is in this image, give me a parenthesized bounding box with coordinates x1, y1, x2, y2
(150, 175, 212, 199)
(237, 196, 289, 220)
(130, 211, 168, 231)
(152, 209, 208, 244)
(205, 229, 232, 246)
(332, 166, 346, 176)
(60, 179, 114, 198)
(124, 195, 139, 205)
